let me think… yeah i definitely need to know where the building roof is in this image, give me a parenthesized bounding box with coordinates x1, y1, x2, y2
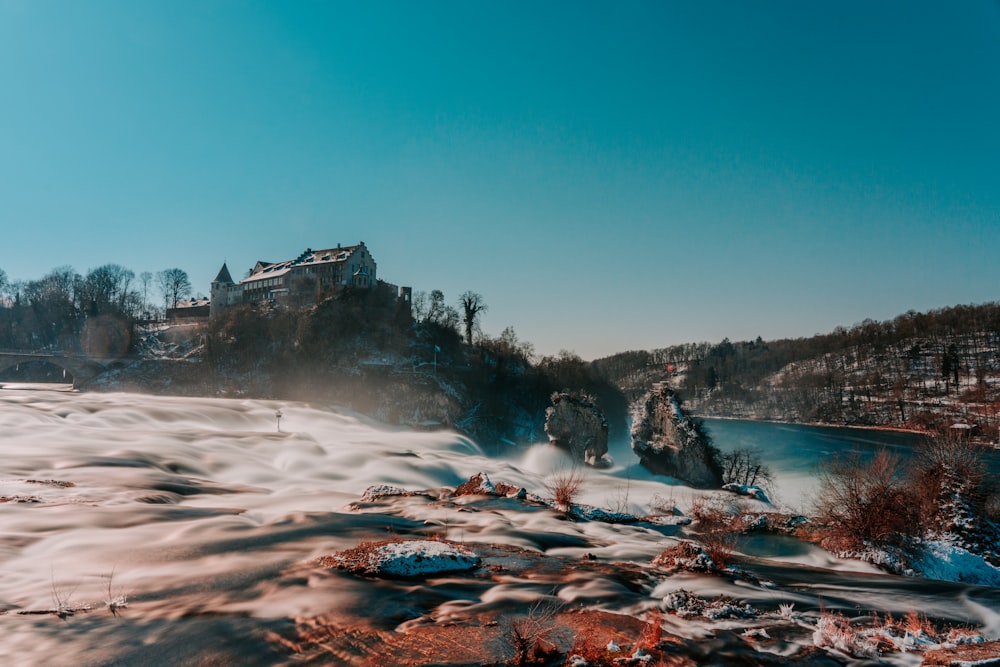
(240, 244, 366, 285)
(213, 263, 234, 285)
(170, 297, 211, 309)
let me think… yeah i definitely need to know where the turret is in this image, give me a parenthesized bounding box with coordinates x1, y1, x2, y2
(210, 262, 235, 318)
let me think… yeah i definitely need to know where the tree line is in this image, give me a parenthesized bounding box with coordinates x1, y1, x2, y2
(595, 302, 1000, 433)
(0, 264, 192, 351)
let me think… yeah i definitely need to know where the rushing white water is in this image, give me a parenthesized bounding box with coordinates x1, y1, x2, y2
(0, 390, 680, 664)
(1, 390, 997, 666)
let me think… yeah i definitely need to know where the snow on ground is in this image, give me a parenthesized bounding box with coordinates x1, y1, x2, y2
(722, 483, 770, 503)
(327, 539, 480, 577)
(362, 540, 480, 577)
(917, 539, 1000, 587)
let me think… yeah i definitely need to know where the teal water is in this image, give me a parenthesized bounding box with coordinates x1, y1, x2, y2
(702, 418, 999, 510)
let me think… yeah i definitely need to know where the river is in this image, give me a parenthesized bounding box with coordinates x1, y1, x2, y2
(703, 418, 1000, 511)
(1, 390, 998, 665)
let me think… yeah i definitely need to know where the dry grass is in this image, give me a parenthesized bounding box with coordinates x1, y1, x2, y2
(104, 566, 129, 616)
(649, 491, 679, 516)
(566, 608, 681, 667)
(810, 606, 986, 661)
(700, 529, 739, 570)
(688, 493, 736, 530)
(902, 609, 935, 636)
(567, 612, 617, 665)
(501, 599, 562, 667)
(923, 641, 1000, 666)
(636, 609, 664, 651)
(687, 493, 742, 569)
(812, 609, 879, 658)
(546, 467, 586, 512)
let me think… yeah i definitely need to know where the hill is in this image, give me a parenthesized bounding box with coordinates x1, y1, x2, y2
(595, 302, 1000, 440)
(87, 285, 629, 451)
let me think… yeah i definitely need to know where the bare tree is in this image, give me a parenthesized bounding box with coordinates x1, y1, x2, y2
(411, 290, 429, 321)
(413, 289, 460, 331)
(80, 264, 135, 317)
(458, 290, 487, 346)
(427, 289, 446, 323)
(22, 266, 81, 347)
(156, 268, 192, 314)
(720, 447, 772, 489)
(139, 271, 153, 319)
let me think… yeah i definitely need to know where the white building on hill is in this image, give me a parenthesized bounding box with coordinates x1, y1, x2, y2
(210, 242, 378, 317)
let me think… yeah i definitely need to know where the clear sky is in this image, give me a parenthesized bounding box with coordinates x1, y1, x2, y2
(1, 1, 998, 360)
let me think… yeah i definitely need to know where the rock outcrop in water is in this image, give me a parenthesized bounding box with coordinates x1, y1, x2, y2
(630, 383, 722, 487)
(544, 391, 609, 464)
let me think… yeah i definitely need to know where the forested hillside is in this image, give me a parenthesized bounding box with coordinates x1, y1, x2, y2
(595, 303, 1000, 439)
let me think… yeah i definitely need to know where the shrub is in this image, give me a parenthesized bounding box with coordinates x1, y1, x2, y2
(547, 468, 586, 512)
(500, 599, 561, 667)
(700, 529, 739, 570)
(812, 450, 918, 550)
(911, 429, 997, 532)
(688, 493, 734, 530)
(688, 493, 742, 568)
(636, 609, 664, 650)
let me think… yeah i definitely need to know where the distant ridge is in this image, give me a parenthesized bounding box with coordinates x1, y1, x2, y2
(595, 302, 1000, 436)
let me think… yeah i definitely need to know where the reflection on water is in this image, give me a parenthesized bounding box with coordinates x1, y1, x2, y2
(738, 533, 815, 560)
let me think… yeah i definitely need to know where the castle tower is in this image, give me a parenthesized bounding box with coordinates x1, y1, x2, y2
(210, 262, 235, 318)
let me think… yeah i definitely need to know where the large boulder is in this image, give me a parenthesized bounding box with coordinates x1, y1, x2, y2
(544, 391, 609, 464)
(631, 384, 722, 488)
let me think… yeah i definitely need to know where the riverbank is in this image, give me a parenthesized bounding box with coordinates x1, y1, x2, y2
(697, 412, 928, 435)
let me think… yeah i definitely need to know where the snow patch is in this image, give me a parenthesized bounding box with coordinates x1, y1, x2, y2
(328, 540, 480, 577)
(359, 484, 411, 502)
(722, 483, 770, 504)
(916, 539, 1000, 586)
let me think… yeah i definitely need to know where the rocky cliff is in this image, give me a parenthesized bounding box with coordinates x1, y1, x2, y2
(544, 391, 609, 465)
(630, 383, 722, 488)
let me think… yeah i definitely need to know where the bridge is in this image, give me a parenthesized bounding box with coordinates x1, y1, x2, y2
(0, 351, 115, 389)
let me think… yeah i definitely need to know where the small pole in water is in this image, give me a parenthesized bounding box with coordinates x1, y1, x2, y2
(275, 408, 283, 433)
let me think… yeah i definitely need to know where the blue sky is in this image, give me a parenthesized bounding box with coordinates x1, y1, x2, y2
(1, 1, 998, 360)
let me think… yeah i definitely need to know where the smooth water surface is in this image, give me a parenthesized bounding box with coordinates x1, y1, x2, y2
(704, 418, 1000, 510)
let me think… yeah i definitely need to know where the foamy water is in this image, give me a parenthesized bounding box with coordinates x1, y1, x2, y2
(1, 390, 997, 666)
